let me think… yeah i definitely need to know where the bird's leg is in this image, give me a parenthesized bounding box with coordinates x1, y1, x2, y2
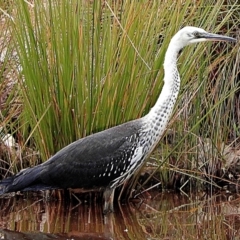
(118, 181, 127, 202)
(103, 187, 115, 214)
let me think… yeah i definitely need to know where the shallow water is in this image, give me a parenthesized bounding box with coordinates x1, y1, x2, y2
(0, 191, 240, 239)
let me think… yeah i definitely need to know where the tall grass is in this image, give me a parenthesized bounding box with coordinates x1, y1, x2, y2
(1, 0, 239, 188)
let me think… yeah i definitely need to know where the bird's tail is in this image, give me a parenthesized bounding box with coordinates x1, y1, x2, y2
(0, 177, 14, 195)
(0, 165, 59, 195)
(0, 166, 42, 195)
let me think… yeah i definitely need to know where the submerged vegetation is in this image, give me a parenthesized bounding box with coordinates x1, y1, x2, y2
(0, 1, 239, 193)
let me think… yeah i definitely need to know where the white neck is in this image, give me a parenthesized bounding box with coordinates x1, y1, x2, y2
(144, 39, 182, 144)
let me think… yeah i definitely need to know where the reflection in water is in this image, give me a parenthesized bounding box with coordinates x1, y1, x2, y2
(0, 191, 240, 239)
(0, 192, 146, 239)
(135, 192, 240, 239)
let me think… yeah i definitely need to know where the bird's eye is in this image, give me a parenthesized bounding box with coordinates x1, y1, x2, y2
(193, 32, 201, 38)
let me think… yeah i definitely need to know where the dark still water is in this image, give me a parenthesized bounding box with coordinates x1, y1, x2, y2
(1, 191, 240, 239)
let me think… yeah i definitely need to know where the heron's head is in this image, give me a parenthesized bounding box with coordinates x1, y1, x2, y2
(172, 26, 236, 49)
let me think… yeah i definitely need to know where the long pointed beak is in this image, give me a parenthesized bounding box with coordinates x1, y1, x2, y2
(201, 32, 236, 42)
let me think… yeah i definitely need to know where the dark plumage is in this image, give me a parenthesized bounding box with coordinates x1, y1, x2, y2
(0, 119, 142, 193)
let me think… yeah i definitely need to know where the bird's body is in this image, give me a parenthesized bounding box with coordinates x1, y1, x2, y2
(6, 120, 144, 192)
(0, 27, 236, 213)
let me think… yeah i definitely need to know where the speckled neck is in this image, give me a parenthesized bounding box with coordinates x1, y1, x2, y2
(144, 39, 182, 148)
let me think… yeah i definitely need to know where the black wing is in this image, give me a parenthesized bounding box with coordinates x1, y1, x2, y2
(0, 119, 142, 193)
